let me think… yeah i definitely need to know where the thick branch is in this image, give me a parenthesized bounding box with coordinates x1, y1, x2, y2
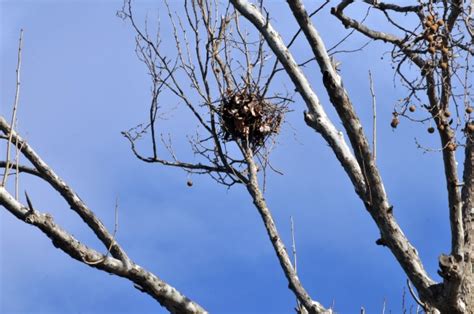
(231, 0, 436, 301)
(462, 135, 474, 248)
(0, 116, 130, 265)
(0, 186, 207, 314)
(229, 0, 367, 201)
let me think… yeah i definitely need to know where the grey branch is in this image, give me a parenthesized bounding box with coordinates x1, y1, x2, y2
(0, 186, 207, 314)
(0, 116, 131, 265)
(244, 147, 330, 314)
(230, 0, 436, 303)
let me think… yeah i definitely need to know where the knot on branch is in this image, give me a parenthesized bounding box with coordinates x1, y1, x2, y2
(438, 254, 463, 280)
(220, 88, 285, 152)
(303, 110, 315, 125)
(375, 237, 387, 246)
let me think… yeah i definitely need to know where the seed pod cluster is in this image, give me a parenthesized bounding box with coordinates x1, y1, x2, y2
(423, 14, 450, 70)
(220, 89, 284, 150)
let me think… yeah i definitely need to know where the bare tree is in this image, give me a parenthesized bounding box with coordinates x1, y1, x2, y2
(1, 0, 473, 313)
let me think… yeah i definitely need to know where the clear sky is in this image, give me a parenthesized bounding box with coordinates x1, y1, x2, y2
(1, 1, 453, 313)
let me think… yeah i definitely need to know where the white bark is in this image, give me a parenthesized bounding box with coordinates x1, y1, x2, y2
(230, 0, 436, 304)
(0, 117, 207, 314)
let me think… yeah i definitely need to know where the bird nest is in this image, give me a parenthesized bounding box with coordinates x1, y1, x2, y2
(220, 90, 285, 151)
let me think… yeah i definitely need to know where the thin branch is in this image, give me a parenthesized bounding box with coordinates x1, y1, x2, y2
(2, 29, 23, 187)
(0, 161, 42, 179)
(243, 147, 328, 314)
(0, 116, 131, 266)
(406, 279, 428, 312)
(85, 197, 120, 265)
(368, 70, 377, 162)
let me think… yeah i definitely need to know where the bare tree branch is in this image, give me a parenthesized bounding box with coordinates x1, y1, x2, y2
(0, 186, 207, 314)
(2, 29, 23, 187)
(0, 116, 131, 266)
(229, 0, 436, 303)
(243, 146, 330, 314)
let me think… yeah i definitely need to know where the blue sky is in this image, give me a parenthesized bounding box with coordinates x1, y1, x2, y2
(1, 1, 453, 313)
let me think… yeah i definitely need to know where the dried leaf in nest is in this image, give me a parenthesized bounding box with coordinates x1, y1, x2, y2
(220, 89, 285, 151)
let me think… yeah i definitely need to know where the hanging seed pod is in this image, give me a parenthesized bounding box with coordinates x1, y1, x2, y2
(409, 105, 416, 112)
(426, 15, 434, 21)
(441, 47, 449, 55)
(466, 106, 473, 114)
(440, 62, 449, 70)
(437, 19, 445, 26)
(425, 20, 433, 28)
(438, 124, 445, 131)
(430, 24, 438, 32)
(467, 123, 474, 133)
(428, 46, 436, 54)
(426, 34, 435, 42)
(444, 110, 451, 118)
(427, 126, 435, 134)
(187, 180, 193, 187)
(390, 117, 399, 128)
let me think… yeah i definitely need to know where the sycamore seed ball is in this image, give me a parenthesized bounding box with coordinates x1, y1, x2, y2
(391, 117, 399, 128)
(466, 123, 474, 132)
(467, 123, 474, 133)
(447, 142, 456, 151)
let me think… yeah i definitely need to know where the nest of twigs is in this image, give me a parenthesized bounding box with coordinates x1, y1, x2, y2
(220, 89, 285, 151)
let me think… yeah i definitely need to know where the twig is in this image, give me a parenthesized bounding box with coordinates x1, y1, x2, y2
(368, 70, 377, 162)
(290, 216, 303, 313)
(406, 279, 428, 311)
(290, 216, 297, 273)
(2, 29, 23, 187)
(85, 197, 120, 265)
(15, 132, 20, 200)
